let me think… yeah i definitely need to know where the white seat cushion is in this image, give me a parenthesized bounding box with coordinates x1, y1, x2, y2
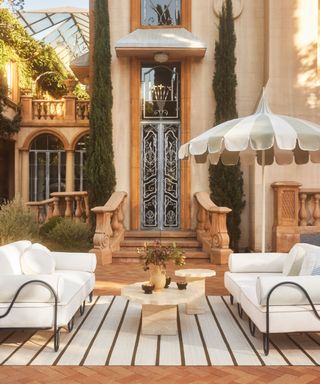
(256, 275, 320, 305)
(240, 285, 320, 333)
(224, 271, 282, 303)
(0, 240, 31, 275)
(0, 270, 95, 328)
(21, 245, 55, 275)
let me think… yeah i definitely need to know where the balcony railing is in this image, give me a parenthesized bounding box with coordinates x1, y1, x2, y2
(21, 95, 89, 125)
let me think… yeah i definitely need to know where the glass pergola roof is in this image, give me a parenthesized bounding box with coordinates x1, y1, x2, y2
(15, 7, 89, 69)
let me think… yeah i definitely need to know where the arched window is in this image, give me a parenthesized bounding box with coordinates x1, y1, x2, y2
(74, 135, 88, 191)
(29, 134, 66, 201)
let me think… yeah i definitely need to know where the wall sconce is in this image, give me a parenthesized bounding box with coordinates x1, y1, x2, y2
(154, 52, 169, 63)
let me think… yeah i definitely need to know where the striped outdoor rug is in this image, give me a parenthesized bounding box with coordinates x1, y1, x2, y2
(1, 296, 320, 366)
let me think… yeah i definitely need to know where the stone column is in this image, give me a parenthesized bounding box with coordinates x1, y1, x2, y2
(20, 96, 33, 121)
(271, 181, 301, 252)
(20, 149, 29, 202)
(63, 96, 77, 121)
(65, 150, 74, 192)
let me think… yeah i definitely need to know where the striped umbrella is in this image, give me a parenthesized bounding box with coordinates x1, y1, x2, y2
(179, 91, 320, 252)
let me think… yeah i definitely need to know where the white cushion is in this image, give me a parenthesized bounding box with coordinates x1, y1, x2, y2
(32, 243, 51, 253)
(52, 251, 96, 273)
(224, 271, 282, 303)
(0, 274, 64, 303)
(21, 245, 55, 275)
(0, 240, 32, 275)
(228, 252, 287, 273)
(299, 253, 317, 275)
(282, 245, 305, 276)
(240, 285, 320, 333)
(256, 275, 320, 305)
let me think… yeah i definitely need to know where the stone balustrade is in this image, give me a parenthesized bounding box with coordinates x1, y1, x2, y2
(298, 189, 320, 227)
(32, 100, 65, 120)
(194, 191, 232, 264)
(91, 191, 128, 265)
(26, 191, 89, 224)
(272, 182, 320, 252)
(21, 95, 89, 125)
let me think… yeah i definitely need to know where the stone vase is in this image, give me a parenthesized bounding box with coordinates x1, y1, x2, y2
(149, 265, 166, 291)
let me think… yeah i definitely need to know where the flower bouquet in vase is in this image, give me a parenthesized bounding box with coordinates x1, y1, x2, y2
(138, 240, 185, 291)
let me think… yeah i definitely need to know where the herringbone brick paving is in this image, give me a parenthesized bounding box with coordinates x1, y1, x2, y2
(1, 262, 320, 383)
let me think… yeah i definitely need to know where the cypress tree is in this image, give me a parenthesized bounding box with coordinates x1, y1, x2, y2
(209, 0, 245, 252)
(86, 0, 116, 214)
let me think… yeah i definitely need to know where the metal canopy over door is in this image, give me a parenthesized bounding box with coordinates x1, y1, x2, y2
(140, 63, 180, 229)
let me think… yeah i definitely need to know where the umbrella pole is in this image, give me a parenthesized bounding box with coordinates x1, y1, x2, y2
(261, 150, 266, 253)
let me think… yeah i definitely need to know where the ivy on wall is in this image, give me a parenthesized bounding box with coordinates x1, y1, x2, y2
(0, 87, 21, 135)
(0, 9, 68, 98)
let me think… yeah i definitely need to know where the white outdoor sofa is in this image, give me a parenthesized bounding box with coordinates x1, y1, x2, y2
(0, 240, 96, 351)
(224, 243, 320, 355)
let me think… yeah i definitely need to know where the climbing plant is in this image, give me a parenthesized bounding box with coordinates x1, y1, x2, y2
(0, 0, 24, 10)
(0, 86, 21, 135)
(209, 0, 245, 252)
(0, 9, 68, 98)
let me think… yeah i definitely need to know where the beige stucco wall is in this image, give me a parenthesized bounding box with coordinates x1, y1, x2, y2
(190, 0, 265, 249)
(109, 0, 131, 227)
(252, 0, 320, 251)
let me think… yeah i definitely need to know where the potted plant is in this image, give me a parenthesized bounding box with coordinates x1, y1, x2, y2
(138, 240, 185, 291)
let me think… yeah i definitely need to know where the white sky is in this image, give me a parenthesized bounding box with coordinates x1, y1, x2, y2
(23, 0, 88, 10)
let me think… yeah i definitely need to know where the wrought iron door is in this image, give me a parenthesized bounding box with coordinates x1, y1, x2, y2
(141, 122, 180, 229)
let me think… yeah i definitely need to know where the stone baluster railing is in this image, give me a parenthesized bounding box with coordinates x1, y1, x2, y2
(76, 100, 90, 120)
(271, 182, 320, 252)
(50, 192, 89, 222)
(26, 198, 55, 224)
(91, 191, 127, 265)
(26, 191, 89, 223)
(32, 100, 65, 120)
(21, 95, 90, 123)
(194, 191, 232, 264)
(298, 189, 320, 227)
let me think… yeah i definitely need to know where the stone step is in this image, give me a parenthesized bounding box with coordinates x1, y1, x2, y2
(125, 230, 197, 239)
(120, 239, 201, 248)
(112, 250, 209, 264)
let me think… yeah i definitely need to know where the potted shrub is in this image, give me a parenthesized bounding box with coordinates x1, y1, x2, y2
(138, 240, 185, 291)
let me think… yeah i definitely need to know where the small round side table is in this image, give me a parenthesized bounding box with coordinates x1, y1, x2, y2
(175, 269, 216, 314)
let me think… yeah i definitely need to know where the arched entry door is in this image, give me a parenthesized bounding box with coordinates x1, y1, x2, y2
(29, 134, 66, 201)
(140, 63, 180, 229)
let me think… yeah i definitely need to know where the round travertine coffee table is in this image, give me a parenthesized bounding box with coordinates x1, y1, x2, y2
(121, 283, 199, 336)
(175, 269, 216, 314)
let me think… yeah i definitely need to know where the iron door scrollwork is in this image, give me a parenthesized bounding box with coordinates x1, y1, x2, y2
(141, 124, 159, 228)
(141, 123, 180, 229)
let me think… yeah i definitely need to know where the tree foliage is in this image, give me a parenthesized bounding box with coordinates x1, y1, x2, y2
(0, 0, 24, 11)
(0, 9, 68, 97)
(86, 0, 116, 214)
(0, 86, 21, 135)
(209, 0, 245, 252)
